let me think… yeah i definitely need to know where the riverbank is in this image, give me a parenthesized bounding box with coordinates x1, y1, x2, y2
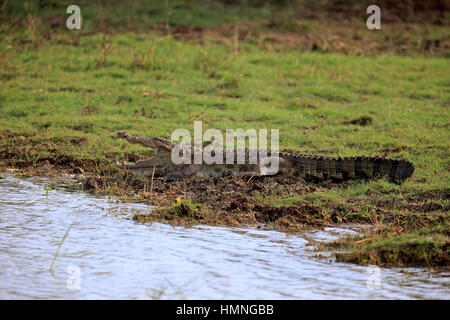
(2, 159, 448, 270)
(3, 175, 449, 299)
(1, 1, 449, 269)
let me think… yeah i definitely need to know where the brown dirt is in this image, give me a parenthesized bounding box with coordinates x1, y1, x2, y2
(77, 168, 446, 232)
(343, 116, 374, 126)
(1, 143, 445, 233)
(84, 172, 324, 227)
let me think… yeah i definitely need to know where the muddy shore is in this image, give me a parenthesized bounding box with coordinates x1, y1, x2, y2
(2, 159, 448, 270)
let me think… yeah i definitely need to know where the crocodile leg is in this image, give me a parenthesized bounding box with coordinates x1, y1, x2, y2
(118, 160, 164, 177)
(165, 164, 202, 181)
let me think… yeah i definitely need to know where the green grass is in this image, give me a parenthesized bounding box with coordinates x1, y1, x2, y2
(0, 0, 449, 268)
(1, 34, 448, 181)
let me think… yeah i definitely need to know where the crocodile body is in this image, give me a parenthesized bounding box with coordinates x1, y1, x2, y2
(116, 132, 414, 182)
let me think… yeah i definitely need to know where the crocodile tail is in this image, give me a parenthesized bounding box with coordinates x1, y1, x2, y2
(354, 156, 415, 180)
(291, 155, 414, 181)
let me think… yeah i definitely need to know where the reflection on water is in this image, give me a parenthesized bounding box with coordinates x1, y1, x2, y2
(0, 175, 448, 299)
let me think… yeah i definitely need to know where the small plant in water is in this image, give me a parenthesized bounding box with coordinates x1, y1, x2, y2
(44, 186, 54, 198)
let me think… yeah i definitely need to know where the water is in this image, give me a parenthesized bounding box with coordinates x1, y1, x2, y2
(0, 175, 448, 299)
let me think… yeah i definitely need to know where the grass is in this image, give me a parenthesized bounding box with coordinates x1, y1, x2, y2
(330, 225, 449, 268)
(0, 0, 449, 269)
(49, 219, 77, 275)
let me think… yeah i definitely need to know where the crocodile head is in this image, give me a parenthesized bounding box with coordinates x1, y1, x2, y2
(116, 132, 183, 177)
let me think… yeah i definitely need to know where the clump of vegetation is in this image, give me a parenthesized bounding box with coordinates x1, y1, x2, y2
(131, 46, 157, 71)
(217, 72, 241, 89)
(132, 197, 247, 227)
(95, 35, 114, 69)
(134, 199, 201, 221)
(194, 50, 223, 78)
(331, 227, 450, 268)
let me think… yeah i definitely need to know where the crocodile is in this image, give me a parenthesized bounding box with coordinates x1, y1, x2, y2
(116, 131, 415, 182)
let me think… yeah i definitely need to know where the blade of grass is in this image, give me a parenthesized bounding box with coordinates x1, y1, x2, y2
(49, 219, 77, 275)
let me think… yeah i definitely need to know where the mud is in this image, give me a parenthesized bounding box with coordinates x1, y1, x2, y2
(343, 116, 373, 126)
(78, 169, 445, 233)
(98, 174, 322, 228)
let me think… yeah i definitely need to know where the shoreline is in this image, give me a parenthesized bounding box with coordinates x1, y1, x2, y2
(2, 163, 448, 271)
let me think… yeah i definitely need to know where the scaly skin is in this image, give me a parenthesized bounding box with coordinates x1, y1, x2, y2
(117, 132, 414, 182)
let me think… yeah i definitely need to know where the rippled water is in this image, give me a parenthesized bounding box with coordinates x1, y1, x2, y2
(0, 175, 448, 299)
